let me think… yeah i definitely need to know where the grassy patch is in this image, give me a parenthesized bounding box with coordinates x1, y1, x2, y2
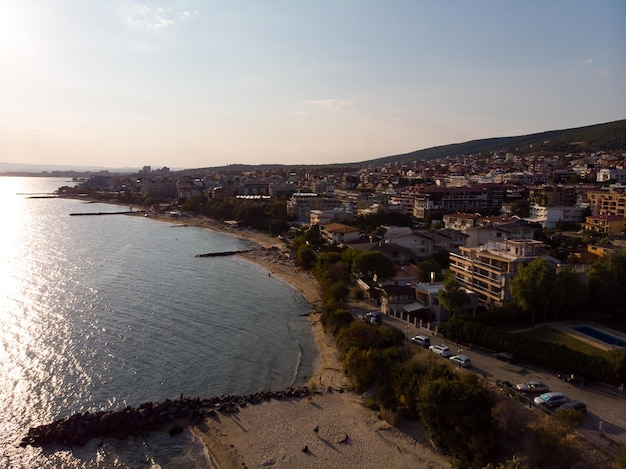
(519, 326, 610, 357)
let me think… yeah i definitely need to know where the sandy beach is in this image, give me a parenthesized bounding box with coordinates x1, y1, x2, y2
(139, 213, 451, 468)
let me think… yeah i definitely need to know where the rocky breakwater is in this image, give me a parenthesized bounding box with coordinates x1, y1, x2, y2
(21, 387, 314, 449)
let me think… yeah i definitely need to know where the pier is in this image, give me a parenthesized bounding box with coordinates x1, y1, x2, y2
(69, 210, 141, 216)
(195, 249, 254, 257)
(20, 387, 317, 448)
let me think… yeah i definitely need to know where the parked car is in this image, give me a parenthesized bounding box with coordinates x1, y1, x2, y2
(533, 392, 569, 409)
(514, 381, 550, 394)
(411, 335, 431, 348)
(557, 373, 587, 386)
(559, 400, 587, 415)
(429, 344, 452, 358)
(365, 311, 382, 324)
(449, 355, 472, 368)
(493, 351, 514, 363)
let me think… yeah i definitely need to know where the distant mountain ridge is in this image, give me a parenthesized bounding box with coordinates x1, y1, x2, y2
(2, 119, 624, 174)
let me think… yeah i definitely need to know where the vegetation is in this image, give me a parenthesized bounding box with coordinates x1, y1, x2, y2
(509, 258, 557, 323)
(439, 273, 470, 315)
(588, 248, 626, 315)
(510, 199, 530, 218)
(360, 118, 626, 166)
(288, 227, 621, 468)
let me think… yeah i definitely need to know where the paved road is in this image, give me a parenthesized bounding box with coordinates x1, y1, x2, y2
(352, 306, 626, 449)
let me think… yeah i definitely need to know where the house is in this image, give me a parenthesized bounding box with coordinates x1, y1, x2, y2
(319, 223, 360, 245)
(379, 226, 468, 258)
(443, 212, 482, 231)
(378, 285, 416, 316)
(464, 218, 540, 247)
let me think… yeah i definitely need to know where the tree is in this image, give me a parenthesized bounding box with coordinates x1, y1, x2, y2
(439, 272, 470, 316)
(352, 251, 396, 282)
(267, 219, 289, 236)
(551, 268, 588, 319)
(510, 199, 530, 218)
(509, 258, 557, 323)
(588, 248, 626, 314)
(296, 244, 315, 269)
(417, 370, 496, 467)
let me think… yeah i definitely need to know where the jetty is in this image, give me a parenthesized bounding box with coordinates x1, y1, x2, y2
(20, 387, 320, 449)
(195, 249, 254, 257)
(69, 210, 141, 216)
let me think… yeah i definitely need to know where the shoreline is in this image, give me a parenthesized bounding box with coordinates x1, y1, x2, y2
(136, 213, 450, 468)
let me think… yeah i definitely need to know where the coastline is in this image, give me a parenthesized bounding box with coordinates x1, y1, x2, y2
(133, 213, 451, 468)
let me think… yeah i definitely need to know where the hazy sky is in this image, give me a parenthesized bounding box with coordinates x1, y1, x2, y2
(1, 1, 625, 169)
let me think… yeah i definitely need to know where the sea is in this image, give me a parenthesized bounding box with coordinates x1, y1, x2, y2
(0, 177, 317, 468)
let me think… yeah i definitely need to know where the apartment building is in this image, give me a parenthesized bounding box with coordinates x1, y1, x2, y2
(413, 187, 488, 218)
(287, 193, 344, 222)
(528, 184, 578, 206)
(527, 204, 586, 229)
(581, 214, 626, 235)
(449, 239, 554, 306)
(587, 189, 626, 217)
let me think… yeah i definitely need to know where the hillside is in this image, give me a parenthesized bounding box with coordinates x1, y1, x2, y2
(363, 118, 626, 166)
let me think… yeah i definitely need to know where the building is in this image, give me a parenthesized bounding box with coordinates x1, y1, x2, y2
(287, 193, 344, 222)
(597, 168, 626, 184)
(141, 177, 178, 198)
(528, 184, 579, 206)
(378, 285, 416, 316)
(319, 223, 360, 245)
(443, 212, 482, 231)
(413, 187, 488, 218)
(581, 214, 626, 235)
(587, 189, 626, 217)
(526, 204, 586, 229)
(449, 239, 556, 306)
(463, 218, 540, 248)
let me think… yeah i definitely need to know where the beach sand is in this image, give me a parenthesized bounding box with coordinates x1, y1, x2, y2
(136, 213, 451, 468)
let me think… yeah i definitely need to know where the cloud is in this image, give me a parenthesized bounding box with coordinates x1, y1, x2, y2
(122, 4, 198, 30)
(584, 59, 593, 64)
(305, 99, 353, 111)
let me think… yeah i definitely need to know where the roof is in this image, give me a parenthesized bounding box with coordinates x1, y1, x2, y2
(402, 302, 426, 312)
(322, 223, 360, 233)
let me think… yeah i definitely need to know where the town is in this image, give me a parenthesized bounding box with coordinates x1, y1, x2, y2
(49, 128, 626, 317)
(14, 121, 626, 468)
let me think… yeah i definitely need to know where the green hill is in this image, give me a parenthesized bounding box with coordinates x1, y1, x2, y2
(362, 118, 626, 166)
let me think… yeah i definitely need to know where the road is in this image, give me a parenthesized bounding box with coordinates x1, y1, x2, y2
(352, 305, 626, 449)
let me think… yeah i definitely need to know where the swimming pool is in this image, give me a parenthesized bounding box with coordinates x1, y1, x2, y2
(570, 325, 626, 347)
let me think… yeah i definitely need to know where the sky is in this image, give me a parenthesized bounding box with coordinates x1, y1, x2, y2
(1, 1, 625, 170)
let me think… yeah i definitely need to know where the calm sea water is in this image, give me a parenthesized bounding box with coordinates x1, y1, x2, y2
(0, 177, 316, 468)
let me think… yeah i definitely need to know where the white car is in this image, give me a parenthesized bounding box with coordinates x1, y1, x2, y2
(428, 344, 452, 358)
(449, 355, 472, 368)
(514, 381, 549, 394)
(533, 392, 569, 409)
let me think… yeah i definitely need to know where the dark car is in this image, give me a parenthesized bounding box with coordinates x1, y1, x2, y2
(365, 311, 382, 324)
(557, 373, 587, 386)
(559, 400, 587, 415)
